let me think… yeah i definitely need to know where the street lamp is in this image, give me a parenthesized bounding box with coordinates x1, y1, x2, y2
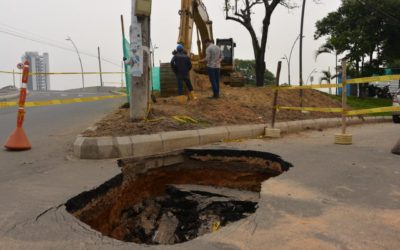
(306, 68, 317, 85)
(299, 0, 307, 108)
(281, 35, 302, 86)
(150, 43, 159, 67)
(66, 36, 85, 88)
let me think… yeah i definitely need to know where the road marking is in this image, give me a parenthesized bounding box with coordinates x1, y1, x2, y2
(0, 95, 124, 108)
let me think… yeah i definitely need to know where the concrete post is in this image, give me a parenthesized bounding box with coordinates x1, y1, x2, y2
(130, 0, 151, 121)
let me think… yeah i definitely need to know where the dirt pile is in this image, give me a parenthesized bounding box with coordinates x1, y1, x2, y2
(83, 86, 341, 137)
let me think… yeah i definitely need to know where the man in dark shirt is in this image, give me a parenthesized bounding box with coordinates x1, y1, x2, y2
(170, 44, 196, 101)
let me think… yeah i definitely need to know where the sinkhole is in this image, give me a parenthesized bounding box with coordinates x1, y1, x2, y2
(66, 148, 293, 245)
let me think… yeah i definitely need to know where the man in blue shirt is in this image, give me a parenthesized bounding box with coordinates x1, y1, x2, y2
(170, 44, 196, 101)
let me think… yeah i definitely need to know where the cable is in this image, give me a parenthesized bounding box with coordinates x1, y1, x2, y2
(0, 27, 121, 68)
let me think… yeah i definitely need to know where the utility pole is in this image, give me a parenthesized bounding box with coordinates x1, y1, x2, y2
(12, 69, 16, 87)
(130, 0, 151, 121)
(299, 0, 306, 108)
(97, 46, 104, 87)
(121, 61, 124, 88)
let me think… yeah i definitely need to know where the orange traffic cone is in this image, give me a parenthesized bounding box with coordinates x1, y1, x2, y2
(4, 127, 31, 151)
(4, 60, 32, 151)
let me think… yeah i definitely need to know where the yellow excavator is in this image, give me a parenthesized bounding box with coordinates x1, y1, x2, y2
(160, 0, 243, 97)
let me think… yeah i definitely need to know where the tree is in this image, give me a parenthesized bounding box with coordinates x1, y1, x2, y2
(315, 42, 339, 94)
(319, 68, 336, 95)
(315, 0, 400, 76)
(235, 59, 275, 85)
(224, 0, 295, 86)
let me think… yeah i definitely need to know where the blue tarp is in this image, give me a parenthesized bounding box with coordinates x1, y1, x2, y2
(151, 67, 160, 91)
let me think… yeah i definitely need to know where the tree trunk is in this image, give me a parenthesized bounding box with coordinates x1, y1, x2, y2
(255, 55, 266, 86)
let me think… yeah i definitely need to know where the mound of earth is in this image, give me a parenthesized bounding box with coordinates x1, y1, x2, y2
(83, 86, 341, 137)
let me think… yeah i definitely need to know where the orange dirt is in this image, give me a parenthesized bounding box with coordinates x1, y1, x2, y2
(72, 160, 279, 242)
(83, 85, 341, 137)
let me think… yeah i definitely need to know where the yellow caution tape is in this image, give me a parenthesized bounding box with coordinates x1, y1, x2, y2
(347, 74, 400, 84)
(273, 83, 338, 90)
(277, 106, 343, 113)
(145, 117, 164, 123)
(211, 221, 221, 232)
(172, 115, 198, 124)
(0, 95, 124, 109)
(345, 106, 400, 116)
(221, 138, 245, 143)
(273, 75, 400, 90)
(276, 105, 400, 116)
(0, 71, 122, 75)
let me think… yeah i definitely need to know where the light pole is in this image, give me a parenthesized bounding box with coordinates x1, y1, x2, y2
(66, 36, 85, 88)
(299, 0, 307, 107)
(281, 35, 301, 86)
(306, 68, 317, 85)
(150, 43, 159, 68)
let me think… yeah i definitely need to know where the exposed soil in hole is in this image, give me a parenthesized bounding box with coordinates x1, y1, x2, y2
(66, 149, 293, 245)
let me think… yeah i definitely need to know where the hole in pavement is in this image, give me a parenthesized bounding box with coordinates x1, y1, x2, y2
(66, 148, 293, 245)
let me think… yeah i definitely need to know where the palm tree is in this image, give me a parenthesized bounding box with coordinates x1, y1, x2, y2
(315, 42, 339, 95)
(320, 68, 337, 95)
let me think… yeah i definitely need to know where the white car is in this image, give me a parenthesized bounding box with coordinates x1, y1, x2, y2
(393, 89, 400, 123)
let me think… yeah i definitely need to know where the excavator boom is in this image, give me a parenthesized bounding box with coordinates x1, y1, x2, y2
(178, 0, 213, 59)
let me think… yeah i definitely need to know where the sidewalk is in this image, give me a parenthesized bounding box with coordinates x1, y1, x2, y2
(0, 123, 399, 249)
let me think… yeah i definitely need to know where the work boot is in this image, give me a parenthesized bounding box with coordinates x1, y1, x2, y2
(188, 91, 197, 100)
(175, 95, 187, 104)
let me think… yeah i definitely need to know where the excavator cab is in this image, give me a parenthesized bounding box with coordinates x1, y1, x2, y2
(216, 38, 235, 71)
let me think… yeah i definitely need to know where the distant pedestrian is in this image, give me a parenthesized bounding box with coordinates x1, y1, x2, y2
(200, 39, 223, 99)
(170, 44, 196, 101)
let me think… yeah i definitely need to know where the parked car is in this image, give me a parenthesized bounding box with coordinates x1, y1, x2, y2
(393, 89, 400, 123)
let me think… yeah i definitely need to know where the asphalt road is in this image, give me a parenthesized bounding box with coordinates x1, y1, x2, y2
(0, 112, 399, 249)
(0, 90, 124, 182)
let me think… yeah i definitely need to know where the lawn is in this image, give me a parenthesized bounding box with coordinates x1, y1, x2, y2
(331, 95, 392, 115)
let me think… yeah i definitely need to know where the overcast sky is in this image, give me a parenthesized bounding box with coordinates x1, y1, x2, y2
(0, 0, 341, 90)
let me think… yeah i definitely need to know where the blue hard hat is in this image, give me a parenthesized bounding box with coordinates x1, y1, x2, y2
(176, 44, 184, 52)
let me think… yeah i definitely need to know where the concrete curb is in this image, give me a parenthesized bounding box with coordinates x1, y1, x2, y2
(73, 117, 393, 159)
(0, 92, 19, 101)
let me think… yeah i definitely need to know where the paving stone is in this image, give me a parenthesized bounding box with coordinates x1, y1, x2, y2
(198, 126, 228, 144)
(97, 137, 119, 159)
(325, 118, 341, 127)
(313, 119, 328, 130)
(301, 120, 318, 130)
(265, 128, 281, 138)
(251, 124, 267, 137)
(115, 136, 133, 157)
(275, 122, 289, 134)
(286, 121, 303, 133)
(79, 137, 99, 159)
(161, 130, 200, 152)
(226, 125, 253, 140)
(131, 134, 164, 157)
(73, 136, 85, 158)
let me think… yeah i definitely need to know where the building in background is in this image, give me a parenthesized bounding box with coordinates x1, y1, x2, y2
(22, 52, 50, 91)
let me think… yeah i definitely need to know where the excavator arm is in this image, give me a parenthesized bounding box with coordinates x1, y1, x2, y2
(178, 0, 213, 59)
